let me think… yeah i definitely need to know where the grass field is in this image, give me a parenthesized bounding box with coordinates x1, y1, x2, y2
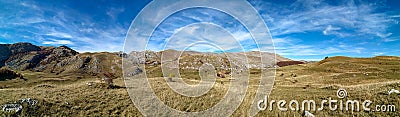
(1, 56, 400, 116)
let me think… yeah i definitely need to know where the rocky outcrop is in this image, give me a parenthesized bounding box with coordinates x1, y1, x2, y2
(7, 42, 41, 54)
(32, 46, 78, 72)
(1, 43, 44, 70)
(5, 51, 49, 70)
(125, 67, 143, 77)
(126, 50, 290, 71)
(0, 43, 123, 77)
(39, 52, 122, 77)
(3, 43, 79, 71)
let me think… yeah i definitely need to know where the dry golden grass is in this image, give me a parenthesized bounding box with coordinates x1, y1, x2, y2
(1, 56, 400, 116)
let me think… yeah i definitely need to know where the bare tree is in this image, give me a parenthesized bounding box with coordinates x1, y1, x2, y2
(102, 72, 115, 88)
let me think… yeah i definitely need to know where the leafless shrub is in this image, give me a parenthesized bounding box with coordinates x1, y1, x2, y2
(102, 72, 115, 88)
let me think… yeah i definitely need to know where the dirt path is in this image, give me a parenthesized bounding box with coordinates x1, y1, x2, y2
(278, 80, 400, 88)
(0, 88, 24, 91)
(342, 80, 400, 88)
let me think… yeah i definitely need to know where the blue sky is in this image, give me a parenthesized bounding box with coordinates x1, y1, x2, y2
(0, 0, 399, 60)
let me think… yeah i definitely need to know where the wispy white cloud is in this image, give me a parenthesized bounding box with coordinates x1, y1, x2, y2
(252, 0, 398, 40)
(0, 0, 128, 52)
(125, 0, 399, 59)
(277, 45, 365, 56)
(382, 37, 399, 42)
(0, 32, 11, 39)
(373, 52, 384, 56)
(271, 38, 288, 44)
(245, 0, 400, 59)
(20, 2, 39, 10)
(274, 37, 366, 56)
(391, 15, 400, 18)
(1, 0, 398, 59)
(106, 7, 125, 20)
(323, 25, 341, 35)
(376, 33, 398, 42)
(127, 0, 279, 54)
(43, 39, 73, 45)
(159, 23, 247, 52)
(46, 32, 73, 39)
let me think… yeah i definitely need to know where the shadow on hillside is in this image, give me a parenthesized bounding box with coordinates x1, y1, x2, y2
(109, 85, 125, 89)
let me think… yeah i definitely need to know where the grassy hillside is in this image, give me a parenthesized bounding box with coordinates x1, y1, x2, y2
(263, 56, 400, 116)
(1, 56, 400, 116)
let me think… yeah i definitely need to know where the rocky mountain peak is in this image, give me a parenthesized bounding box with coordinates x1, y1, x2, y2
(0, 43, 122, 78)
(6, 42, 42, 54)
(0, 43, 79, 70)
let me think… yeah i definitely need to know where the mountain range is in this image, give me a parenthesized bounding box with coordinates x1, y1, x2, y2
(0, 43, 290, 78)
